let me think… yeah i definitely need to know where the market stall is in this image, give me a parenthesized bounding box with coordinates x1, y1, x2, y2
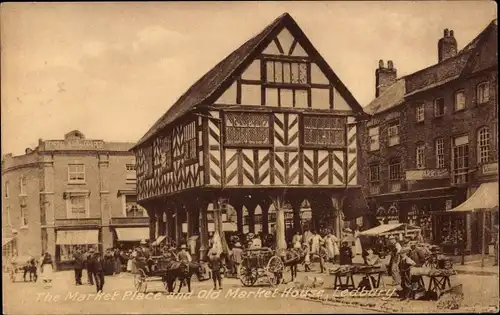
(358, 223, 422, 255)
(432, 181, 499, 259)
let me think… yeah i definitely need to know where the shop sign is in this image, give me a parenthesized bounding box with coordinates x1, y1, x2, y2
(482, 163, 498, 175)
(406, 169, 449, 180)
(44, 140, 105, 151)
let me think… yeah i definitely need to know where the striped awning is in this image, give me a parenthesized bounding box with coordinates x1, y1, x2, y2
(115, 227, 149, 242)
(56, 230, 99, 245)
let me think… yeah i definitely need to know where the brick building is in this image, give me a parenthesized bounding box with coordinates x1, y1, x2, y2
(361, 20, 498, 255)
(2, 130, 149, 269)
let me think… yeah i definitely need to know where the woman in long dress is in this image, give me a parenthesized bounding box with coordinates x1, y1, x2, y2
(324, 231, 335, 262)
(40, 252, 54, 288)
(354, 227, 363, 256)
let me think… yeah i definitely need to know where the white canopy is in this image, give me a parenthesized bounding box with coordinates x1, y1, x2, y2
(359, 223, 421, 237)
(448, 182, 498, 213)
(115, 227, 149, 242)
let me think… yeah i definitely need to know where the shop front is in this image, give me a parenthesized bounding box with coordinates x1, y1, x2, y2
(55, 229, 100, 270)
(432, 181, 499, 257)
(114, 227, 150, 251)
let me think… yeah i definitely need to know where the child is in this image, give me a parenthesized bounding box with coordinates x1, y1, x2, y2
(339, 241, 353, 265)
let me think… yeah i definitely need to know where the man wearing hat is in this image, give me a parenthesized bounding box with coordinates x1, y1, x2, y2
(85, 247, 96, 285)
(177, 244, 192, 264)
(398, 248, 416, 300)
(88, 250, 105, 293)
(230, 242, 243, 277)
(207, 247, 223, 290)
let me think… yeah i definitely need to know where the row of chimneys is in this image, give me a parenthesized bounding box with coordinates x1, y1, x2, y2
(375, 28, 458, 97)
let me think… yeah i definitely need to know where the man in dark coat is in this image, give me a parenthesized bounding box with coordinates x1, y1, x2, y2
(339, 241, 353, 265)
(88, 251, 105, 292)
(73, 247, 84, 285)
(85, 248, 95, 285)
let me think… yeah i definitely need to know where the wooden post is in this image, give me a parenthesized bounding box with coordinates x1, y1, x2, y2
(149, 211, 157, 245)
(175, 207, 181, 245)
(234, 203, 244, 234)
(290, 197, 302, 233)
(199, 200, 209, 260)
(270, 194, 287, 251)
(481, 210, 486, 268)
(261, 203, 270, 234)
(186, 205, 194, 239)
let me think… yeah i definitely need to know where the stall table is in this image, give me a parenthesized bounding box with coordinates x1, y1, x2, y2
(330, 264, 386, 291)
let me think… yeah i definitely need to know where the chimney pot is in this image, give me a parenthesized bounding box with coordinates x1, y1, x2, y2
(387, 60, 394, 70)
(444, 28, 449, 37)
(449, 30, 454, 37)
(378, 60, 384, 69)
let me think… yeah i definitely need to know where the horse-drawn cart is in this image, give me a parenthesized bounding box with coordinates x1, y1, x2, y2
(239, 247, 284, 287)
(133, 255, 171, 293)
(7, 256, 37, 283)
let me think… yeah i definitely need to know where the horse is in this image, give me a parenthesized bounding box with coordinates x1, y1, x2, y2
(164, 261, 204, 293)
(23, 259, 38, 282)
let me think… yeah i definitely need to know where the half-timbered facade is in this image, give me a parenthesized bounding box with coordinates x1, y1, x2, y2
(132, 13, 369, 257)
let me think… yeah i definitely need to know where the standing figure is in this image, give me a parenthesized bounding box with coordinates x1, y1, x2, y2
(177, 245, 192, 264)
(89, 251, 105, 292)
(252, 234, 262, 249)
(292, 230, 302, 249)
(310, 230, 322, 256)
(207, 248, 223, 290)
(302, 243, 311, 272)
(85, 248, 95, 285)
(387, 235, 402, 290)
(114, 248, 121, 275)
(398, 248, 416, 300)
(39, 252, 54, 288)
(126, 250, 134, 272)
(73, 247, 84, 285)
(302, 228, 312, 247)
(230, 242, 243, 277)
(354, 226, 363, 256)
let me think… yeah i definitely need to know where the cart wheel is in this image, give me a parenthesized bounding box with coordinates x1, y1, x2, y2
(239, 265, 258, 287)
(134, 269, 147, 293)
(267, 256, 284, 287)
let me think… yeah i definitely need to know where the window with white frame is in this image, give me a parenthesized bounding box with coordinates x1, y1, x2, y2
(125, 195, 145, 217)
(20, 206, 28, 228)
(5, 205, 11, 226)
(126, 164, 137, 183)
(369, 126, 380, 151)
(4, 181, 9, 198)
(416, 143, 426, 169)
(435, 138, 445, 169)
(454, 90, 466, 111)
(389, 160, 402, 192)
(388, 120, 400, 147)
(477, 82, 489, 104)
(369, 164, 380, 195)
(66, 194, 89, 219)
(19, 175, 27, 195)
(477, 127, 490, 164)
(68, 164, 85, 183)
(416, 104, 425, 122)
(434, 98, 445, 117)
(452, 135, 469, 184)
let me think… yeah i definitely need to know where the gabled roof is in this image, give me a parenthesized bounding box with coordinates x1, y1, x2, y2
(364, 19, 497, 116)
(133, 13, 365, 149)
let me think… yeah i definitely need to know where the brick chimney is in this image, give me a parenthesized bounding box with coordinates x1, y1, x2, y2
(438, 28, 457, 62)
(375, 60, 397, 97)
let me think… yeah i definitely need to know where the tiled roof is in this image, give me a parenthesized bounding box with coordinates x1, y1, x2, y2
(364, 78, 405, 115)
(364, 19, 497, 116)
(133, 13, 365, 149)
(134, 14, 288, 148)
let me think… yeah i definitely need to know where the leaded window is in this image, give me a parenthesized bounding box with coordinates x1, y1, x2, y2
(159, 134, 173, 171)
(452, 135, 469, 184)
(266, 60, 308, 84)
(225, 113, 270, 145)
(303, 115, 345, 146)
(416, 143, 426, 169)
(144, 146, 154, 177)
(183, 122, 197, 161)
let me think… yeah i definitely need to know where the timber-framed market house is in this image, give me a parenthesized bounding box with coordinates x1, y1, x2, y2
(131, 13, 369, 258)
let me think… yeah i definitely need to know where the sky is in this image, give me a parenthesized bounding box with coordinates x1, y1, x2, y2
(1, 1, 497, 156)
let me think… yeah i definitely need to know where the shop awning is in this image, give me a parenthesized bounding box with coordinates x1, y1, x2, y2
(56, 230, 99, 245)
(342, 187, 370, 221)
(2, 237, 14, 247)
(448, 182, 498, 213)
(115, 227, 149, 242)
(359, 223, 421, 237)
(152, 235, 166, 246)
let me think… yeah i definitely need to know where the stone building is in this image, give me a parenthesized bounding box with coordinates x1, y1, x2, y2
(361, 20, 498, 255)
(132, 13, 369, 259)
(2, 130, 148, 269)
